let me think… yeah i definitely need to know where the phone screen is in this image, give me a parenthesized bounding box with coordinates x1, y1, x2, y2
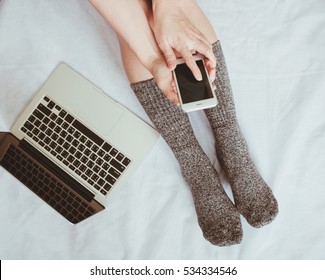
(174, 60, 214, 104)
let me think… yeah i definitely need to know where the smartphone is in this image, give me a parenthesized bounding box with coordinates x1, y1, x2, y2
(173, 54, 217, 112)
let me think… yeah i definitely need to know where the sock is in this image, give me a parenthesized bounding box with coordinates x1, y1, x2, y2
(131, 79, 242, 246)
(204, 41, 278, 227)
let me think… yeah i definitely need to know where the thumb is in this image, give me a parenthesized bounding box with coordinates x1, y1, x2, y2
(160, 42, 177, 70)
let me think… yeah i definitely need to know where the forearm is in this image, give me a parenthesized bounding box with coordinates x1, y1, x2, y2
(151, 0, 197, 13)
(89, 0, 162, 72)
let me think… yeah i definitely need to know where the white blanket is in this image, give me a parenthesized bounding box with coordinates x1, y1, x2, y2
(1, 0, 325, 259)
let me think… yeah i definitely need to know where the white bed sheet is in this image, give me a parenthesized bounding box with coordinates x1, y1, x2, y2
(1, 0, 325, 260)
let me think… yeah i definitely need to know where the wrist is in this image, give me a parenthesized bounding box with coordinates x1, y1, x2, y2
(144, 52, 166, 75)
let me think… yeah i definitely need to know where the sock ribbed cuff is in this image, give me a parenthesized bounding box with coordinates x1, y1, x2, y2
(205, 41, 237, 128)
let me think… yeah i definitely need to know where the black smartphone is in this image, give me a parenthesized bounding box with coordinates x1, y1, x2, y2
(173, 54, 217, 112)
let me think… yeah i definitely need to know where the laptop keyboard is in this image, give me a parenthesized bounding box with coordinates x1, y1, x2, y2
(1, 144, 96, 224)
(20, 96, 131, 196)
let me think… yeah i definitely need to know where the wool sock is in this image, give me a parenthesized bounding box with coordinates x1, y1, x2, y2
(204, 41, 278, 227)
(131, 79, 242, 246)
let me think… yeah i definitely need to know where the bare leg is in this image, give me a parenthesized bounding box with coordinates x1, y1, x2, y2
(118, 35, 152, 84)
(120, 0, 218, 83)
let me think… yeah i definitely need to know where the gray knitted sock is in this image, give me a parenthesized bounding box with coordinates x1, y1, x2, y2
(131, 79, 242, 246)
(205, 41, 278, 227)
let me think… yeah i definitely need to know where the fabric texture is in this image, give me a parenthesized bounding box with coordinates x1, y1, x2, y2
(131, 79, 243, 246)
(205, 41, 278, 227)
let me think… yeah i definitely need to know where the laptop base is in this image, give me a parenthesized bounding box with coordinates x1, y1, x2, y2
(0, 132, 104, 224)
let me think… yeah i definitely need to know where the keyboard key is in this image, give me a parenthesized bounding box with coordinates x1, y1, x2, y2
(79, 136, 87, 143)
(38, 103, 51, 116)
(65, 114, 74, 123)
(85, 140, 92, 148)
(116, 153, 124, 162)
(49, 121, 56, 129)
(72, 119, 104, 146)
(100, 190, 107, 195)
(97, 179, 105, 187)
(56, 117, 64, 125)
(32, 110, 44, 121)
(105, 174, 116, 185)
(91, 145, 99, 152)
(102, 142, 112, 153)
(103, 183, 112, 192)
(67, 155, 74, 163)
(21, 127, 27, 133)
(103, 154, 111, 162)
(66, 135, 73, 143)
(90, 153, 97, 161)
(60, 130, 68, 138)
(84, 148, 91, 156)
(28, 115, 36, 123)
(110, 158, 125, 173)
(43, 117, 50, 124)
(68, 127, 75, 134)
(73, 131, 81, 139)
(109, 148, 118, 157)
(102, 163, 110, 170)
(62, 122, 69, 129)
(34, 119, 41, 126)
(24, 121, 34, 131)
(50, 113, 57, 121)
(122, 157, 131, 166)
(108, 167, 121, 179)
(96, 158, 103, 166)
(59, 109, 67, 118)
(77, 144, 85, 152)
(81, 156, 88, 163)
(47, 101, 55, 109)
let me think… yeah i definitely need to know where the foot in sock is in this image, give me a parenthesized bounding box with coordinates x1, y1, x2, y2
(131, 78, 243, 246)
(205, 41, 278, 227)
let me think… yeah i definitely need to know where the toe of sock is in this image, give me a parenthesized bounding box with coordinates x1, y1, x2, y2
(201, 215, 243, 246)
(242, 191, 279, 228)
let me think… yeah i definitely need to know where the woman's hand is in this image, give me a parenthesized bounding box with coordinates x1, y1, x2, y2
(151, 0, 216, 82)
(149, 55, 180, 105)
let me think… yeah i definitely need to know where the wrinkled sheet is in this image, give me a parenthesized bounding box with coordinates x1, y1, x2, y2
(1, 0, 325, 259)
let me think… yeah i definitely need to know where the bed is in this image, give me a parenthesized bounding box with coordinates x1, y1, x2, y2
(1, 0, 325, 259)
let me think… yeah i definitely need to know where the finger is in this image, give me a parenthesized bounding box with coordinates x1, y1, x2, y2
(156, 74, 180, 105)
(160, 42, 177, 70)
(195, 41, 216, 68)
(189, 27, 216, 66)
(211, 80, 217, 91)
(205, 57, 216, 82)
(180, 48, 202, 81)
(164, 84, 180, 105)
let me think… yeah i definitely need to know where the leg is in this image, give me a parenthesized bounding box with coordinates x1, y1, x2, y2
(117, 5, 242, 246)
(184, 3, 278, 227)
(205, 42, 278, 227)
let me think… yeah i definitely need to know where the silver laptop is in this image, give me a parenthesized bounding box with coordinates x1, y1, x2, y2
(0, 63, 159, 223)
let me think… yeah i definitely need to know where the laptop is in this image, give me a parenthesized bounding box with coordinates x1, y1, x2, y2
(0, 63, 159, 224)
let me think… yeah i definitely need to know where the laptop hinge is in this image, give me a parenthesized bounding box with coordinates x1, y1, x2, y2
(19, 139, 95, 202)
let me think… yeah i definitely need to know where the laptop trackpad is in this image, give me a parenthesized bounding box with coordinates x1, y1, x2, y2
(73, 89, 124, 136)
